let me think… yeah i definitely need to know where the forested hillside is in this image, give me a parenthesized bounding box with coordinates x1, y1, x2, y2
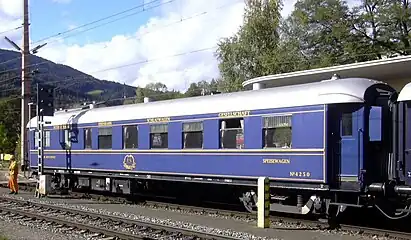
(0, 48, 138, 108)
(0, 49, 222, 108)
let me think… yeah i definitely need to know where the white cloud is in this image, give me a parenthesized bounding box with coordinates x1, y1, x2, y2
(0, 0, 23, 17)
(36, 0, 249, 91)
(0, 0, 23, 49)
(0, 0, 297, 91)
(67, 24, 77, 30)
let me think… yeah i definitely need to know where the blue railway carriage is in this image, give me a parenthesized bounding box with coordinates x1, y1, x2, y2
(393, 81, 411, 187)
(362, 81, 411, 221)
(27, 77, 396, 218)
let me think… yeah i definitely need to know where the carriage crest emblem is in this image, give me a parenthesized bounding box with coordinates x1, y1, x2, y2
(123, 154, 136, 170)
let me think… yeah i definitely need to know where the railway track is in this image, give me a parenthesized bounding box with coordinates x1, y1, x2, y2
(3, 185, 411, 240)
(135, 200, 411, 240)
(0, 196, 246, 240)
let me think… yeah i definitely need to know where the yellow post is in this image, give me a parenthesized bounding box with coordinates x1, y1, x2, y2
(257, 177, 270, 228)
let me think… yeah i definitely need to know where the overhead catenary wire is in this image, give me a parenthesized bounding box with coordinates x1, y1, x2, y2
(1, 45, 410, 90)
(0, 26, 23, 36)
(0, 45, 219, 81)
(0, 0, 240, 72)
(119, 0, 243, 42)
(6, 46, 409, 89)
(30, 0, 169, 45)
(30, 0, 240, 52)
(0, 0, 185, 72)
(0, 57, 23, 67)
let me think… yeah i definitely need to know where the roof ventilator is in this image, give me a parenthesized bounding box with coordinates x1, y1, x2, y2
(331, 73, 340, 80)
(144, 97, 151, 103)
(321, 73, 341, 82)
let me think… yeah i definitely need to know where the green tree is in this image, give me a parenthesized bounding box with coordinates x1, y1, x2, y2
(184, 79, 225, 97)
(185, 83, 202, 97)
(0, 97, 20, 155)
(286, 0, 370, 68)
(123, 87, 146, 105)
(145, 82, 168, 92)
(0, 124, 14, 154)
(352, 0, 411, 58)
(216, 0, 283, 92)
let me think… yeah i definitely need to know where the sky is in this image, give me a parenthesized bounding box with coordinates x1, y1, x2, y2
(0, 0, 355, 91)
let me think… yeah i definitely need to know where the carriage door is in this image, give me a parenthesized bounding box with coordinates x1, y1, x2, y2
(339, 105, 364, 190)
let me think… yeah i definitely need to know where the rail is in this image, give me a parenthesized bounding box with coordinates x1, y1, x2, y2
(0, 196, 245, 240)
(2, 187, 411, 240)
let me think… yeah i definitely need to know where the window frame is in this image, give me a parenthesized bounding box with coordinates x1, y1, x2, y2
(98, 127, 112, 149)
(123, 125, 138, 149)
(34, 130, 51, 148)
(262, 115, 292, 149)
(219, 118, 244, 149)
(182, 121, 204, 149)
(84, 128, 92, 149)
(149, 123, 168, 149)
(341, 113, 353, 137)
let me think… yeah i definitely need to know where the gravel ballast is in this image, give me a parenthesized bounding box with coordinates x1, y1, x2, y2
(0, 213, 88, 240)
(0, 192, 399, 240)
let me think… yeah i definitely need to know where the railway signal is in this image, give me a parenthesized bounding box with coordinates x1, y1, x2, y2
(36, 84, 55, 117)
(35, 83, 54, 198)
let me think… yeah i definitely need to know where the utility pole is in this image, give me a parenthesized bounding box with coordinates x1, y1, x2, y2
(4, 0, 46, 172)
(21, 0, 30, 171)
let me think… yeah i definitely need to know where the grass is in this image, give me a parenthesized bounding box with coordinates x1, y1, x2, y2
(86, 89, 104, 96)
(0, 235, 8, 240)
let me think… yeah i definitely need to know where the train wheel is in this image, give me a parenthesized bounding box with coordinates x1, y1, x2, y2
(326, 204, 346, 228)
(240, 191, 257, 213)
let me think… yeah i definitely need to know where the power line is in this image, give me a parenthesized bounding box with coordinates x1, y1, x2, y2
(39, 48, 411, 87)
(1, 46, 410, 81)
(0, 57, 22, 67)
(0, 0, 237, 79)
(1, 45, 409, 101)
(120, 0, 242, 42)
(44, 0, 175, 46)
(93, 46, 217, 74)
(0, 26, 23, 36)
(31, 0, 168, 45)
(0, 45, 218, 83)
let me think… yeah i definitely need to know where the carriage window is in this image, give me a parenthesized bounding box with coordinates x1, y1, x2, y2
(34, 131, 38, 148)
(220, 118, 244, 149)
(183, 122, 203, 149)
(34, 130, 51, 148)
(98, 127, 112, 149)
(263, 115, 292, 148)
(123, 125, 138, 149)
(84, 128, 92, 149)
(342, 113, 353, 136)
(150, 124, 168, 149)
(369, 106, 382, 141)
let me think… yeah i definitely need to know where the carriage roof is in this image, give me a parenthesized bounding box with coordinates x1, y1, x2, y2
(27, 77, 390, 128)
(398, 82, 411, 102)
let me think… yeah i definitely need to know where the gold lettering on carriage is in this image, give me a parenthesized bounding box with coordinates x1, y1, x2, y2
(98, 121, 112, 126)
(218, 110, 250, 118)
(263, 158, 290, 164)
(53, 124, 70, 130)
(147, 117, 170, 123)
(123, 154, 136, 170)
